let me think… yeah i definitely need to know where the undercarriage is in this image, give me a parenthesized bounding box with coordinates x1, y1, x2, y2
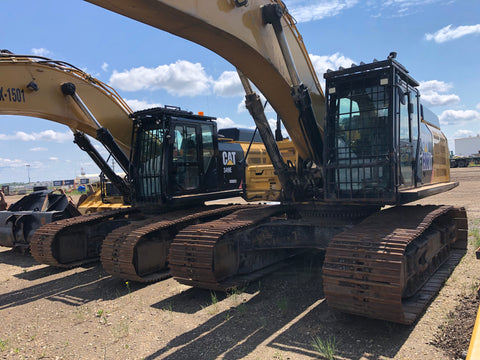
(168, 203, 467, 324)
(29, 198, 467, 324)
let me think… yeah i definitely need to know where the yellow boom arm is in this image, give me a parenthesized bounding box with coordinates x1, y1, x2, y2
(84, 0, 325, 160)
(0, 53, 133, 155)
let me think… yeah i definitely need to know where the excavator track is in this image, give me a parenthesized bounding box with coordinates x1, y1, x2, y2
(169, 205, 289, 291)
(323, 205, 468, 324)
(30, 208, 140, 268)
(100, 204, 249, 283)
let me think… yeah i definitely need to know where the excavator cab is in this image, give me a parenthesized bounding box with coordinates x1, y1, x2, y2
(323, 57, 452, 205)
(131, 106, 242, 207)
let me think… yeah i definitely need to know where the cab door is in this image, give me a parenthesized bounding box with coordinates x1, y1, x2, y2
(170, 123, 201, 194)
(397, 83, 419, 189)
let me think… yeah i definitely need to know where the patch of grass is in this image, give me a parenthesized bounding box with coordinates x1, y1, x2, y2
(209, 292, 220, 315)
(458, 280, 479, 299)
(312, 335, 336, 360)
(162, 303, 174, 320)
(273, 350, 284, 359)
(469, 227, 480, 249)
(438, 310, 457, 340)
(277, 298, 289, 313)
(73, 305, 90, 324)
(228, 287, 245, 302)
(112, 320, 129, 340)
(236, 303, 247, 314)
(0, 339, 7, 351)
(201, 292, 220, 315)
(210, 291, 218, 305)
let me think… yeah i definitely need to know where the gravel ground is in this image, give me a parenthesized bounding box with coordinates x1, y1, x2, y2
(0, 167, 479, 359)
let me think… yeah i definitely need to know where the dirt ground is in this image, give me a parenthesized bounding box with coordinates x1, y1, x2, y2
(1, 167, 480, 359)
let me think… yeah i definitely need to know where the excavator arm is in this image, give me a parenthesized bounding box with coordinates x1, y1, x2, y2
(84, 0, 325, 162)
(0, 52, 133, 156)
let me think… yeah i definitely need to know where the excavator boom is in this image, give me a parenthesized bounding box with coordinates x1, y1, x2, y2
(0, 53, 133, 156)
(84, 0, 325, 161)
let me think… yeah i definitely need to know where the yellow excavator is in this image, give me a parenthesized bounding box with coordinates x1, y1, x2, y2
(71, 0, 466, 324)
(0, 0, 467, 324)
(0, 51, 294, 279)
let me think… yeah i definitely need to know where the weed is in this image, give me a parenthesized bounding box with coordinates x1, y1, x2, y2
(312, 335, 336, 360)
(73, 305, 90, 324)
(470, 281, 480, 295)
(228, 287, 245, 301)
(211, 291, 218, 305)
(162, 303, 174, 320)
(124, 344, 130, 349)
(0, 339, 7, 351)
(228, 287, 247, 306)
(236, 303, 247, 314)
(125, 281, 131, 295)
(277, 298, 289, 313)
(273, 350, 284, 359)
(207, 292, 220, 314)
(469, 227, 480, 249)
(112, 320, 129, 340)
(96, 309, 104, 317)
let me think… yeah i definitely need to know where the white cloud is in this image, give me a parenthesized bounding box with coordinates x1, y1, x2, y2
(419, 80, 452, 93)
(0, 157, 26, 168)
(31, 48, 52, 57)
(370, 0, 452, 17)
(29, 147, 48, 152)
(126, 99, 163, 112)
(236, 94, 275, 114)
(426, 24, 480, 43)
(310, 53, 356, 76)
(422, 93, 460, 107)
(215, 117, 238, 129)
(419, 80, 460, 107)
(213, 71, 244, 97)
(454, 129, 475, 138)
(102, 62, 109, 72)
(439, 109, 480, 126)
(0, 158, 43, 170)
(49, 157, 59, 161)
(290, 0, 358, 23)
(109, 60, 212, 96)
(0, 130, 72, 142)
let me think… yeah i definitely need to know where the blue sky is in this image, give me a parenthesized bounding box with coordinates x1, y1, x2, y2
(1, 0, 479, 183)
